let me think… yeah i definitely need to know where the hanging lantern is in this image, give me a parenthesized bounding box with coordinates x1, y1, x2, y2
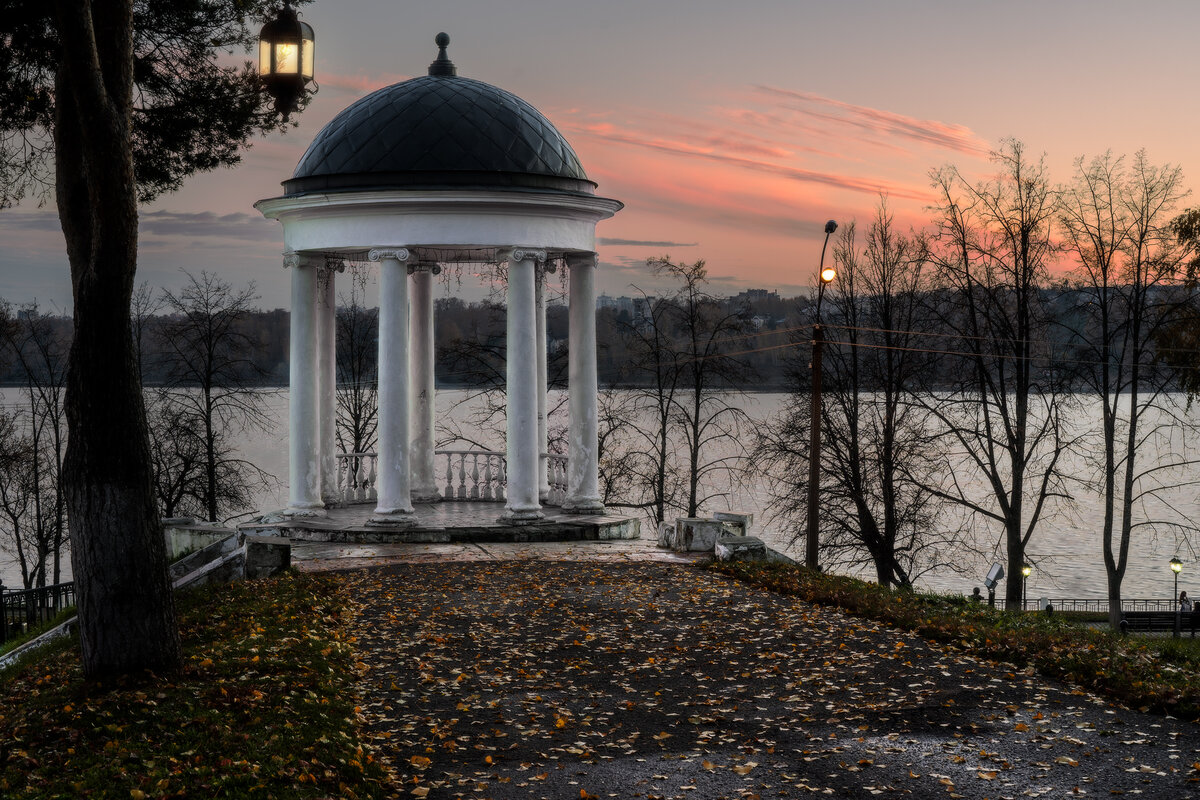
(258, 1, 315, 119)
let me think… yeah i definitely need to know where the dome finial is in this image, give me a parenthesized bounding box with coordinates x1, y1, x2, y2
(429, 32, 457, 77)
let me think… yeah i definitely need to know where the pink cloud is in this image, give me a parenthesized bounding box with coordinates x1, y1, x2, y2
(755, 86, 989, 155)
(565, 120, 931, 201)
(317, 71, 413, 95)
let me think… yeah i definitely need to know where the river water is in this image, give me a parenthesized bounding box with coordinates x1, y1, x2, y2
(4, 389, 1199, 603)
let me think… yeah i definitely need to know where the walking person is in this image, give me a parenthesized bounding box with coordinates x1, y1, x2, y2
(1180, 591, 1193, 638)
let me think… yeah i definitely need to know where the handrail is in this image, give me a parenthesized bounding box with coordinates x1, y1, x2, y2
(0, 581, 76, 645)
(993, 598, 1183, 613)
(333, 449, 569, 506)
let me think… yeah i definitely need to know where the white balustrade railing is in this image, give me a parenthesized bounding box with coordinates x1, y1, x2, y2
(336, 453, 378, 505)
(439, 450, 507, 502)
(335, 449, 569, 506)
(545, 454, 568, 506)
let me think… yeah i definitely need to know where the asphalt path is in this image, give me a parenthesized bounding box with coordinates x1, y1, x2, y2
(346, 560, 1200, 799)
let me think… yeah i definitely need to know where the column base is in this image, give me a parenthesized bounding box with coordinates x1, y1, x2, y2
(367, 508, 416, 527)
(411, 489, 442, 504)
(499, 508, 545, 525)
(257, 506, 326, 524)
(284, 504, 327, 518)
(562, 499, 606, 516)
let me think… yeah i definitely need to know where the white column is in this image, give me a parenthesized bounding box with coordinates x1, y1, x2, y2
(564, 252, 604, 514)
(500, 247, 545, 522)
(318, 265, 339, 504)
(369, 247, 415, 523)
(286, 252, 324, 514)
(535, 266, 550, 502)
(410, 263, 440, 502)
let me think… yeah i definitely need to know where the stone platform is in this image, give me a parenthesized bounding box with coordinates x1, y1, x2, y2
(238, 500, 640, 545)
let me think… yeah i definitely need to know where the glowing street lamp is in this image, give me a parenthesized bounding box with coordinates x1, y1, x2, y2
(1171, 557, 1184, 637)
(1021, 562, 1032, 611)
(804, 219, 838, 571)
(259, 1, 316, 119)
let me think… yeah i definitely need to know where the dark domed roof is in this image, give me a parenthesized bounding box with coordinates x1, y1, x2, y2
(285, 38, 593, 197)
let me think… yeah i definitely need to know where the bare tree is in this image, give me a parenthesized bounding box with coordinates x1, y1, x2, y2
(130, 281, 160, 383)
(608, 258, 752, 524)
(1059, 151, 1198, 628)
(759, 207, 964, 587)
(436, 298, 509, 452)
(0, 405, 40, 588)
(1, 304, 70, 586)
(157, 272, 274, 522)
(665, 258, 753, 518)
(335, 267, 378, 455)
(610, 278, 684, 524)
(925, 140, 1075, 608)
(595, 389, 642, 508)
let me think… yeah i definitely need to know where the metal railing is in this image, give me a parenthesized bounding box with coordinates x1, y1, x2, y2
(0, 582, 76, 645)
(997, 598, 1180, 613)
(334, 450, 570, 506)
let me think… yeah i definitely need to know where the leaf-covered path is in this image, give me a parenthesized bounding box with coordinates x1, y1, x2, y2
(347, 561, 1200, 799)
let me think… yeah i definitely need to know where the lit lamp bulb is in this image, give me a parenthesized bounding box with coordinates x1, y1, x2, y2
(1021, 563, 1032, 578)
(820, 267, 837, 283)
(1171, 557, 1183, 574)
(275, 42, 298, 73)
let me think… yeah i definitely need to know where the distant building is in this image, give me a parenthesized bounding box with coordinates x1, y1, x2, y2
(733, 288, 779, 304)
(596, 294, 637, 315)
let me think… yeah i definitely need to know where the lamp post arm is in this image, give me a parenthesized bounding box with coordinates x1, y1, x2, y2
(815, 230, 833, 322)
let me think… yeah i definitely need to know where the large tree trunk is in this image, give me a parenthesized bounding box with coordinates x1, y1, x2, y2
(54, 0, 181, 677)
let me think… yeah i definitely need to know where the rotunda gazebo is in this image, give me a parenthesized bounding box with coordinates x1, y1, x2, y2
(256, 34, 622, 528)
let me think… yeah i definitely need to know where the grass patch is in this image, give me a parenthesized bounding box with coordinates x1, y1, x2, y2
(0, 572, 389, 799)
(0, 606, 76, 657)
(710, 560, 1200, 721)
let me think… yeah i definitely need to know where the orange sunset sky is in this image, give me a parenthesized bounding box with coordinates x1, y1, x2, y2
(3, 0, 1199, 309)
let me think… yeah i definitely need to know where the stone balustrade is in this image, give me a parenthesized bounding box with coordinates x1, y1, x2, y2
(334, 450, 569, 506)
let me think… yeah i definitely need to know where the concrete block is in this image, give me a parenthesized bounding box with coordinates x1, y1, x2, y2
(164, 522, 235, 561)
(713, 511, 754, 536)
(168, 531, 240, 580)
(656, 521, 675, 547)
(674, 518, 725, 552)
(715, 535, 767, 562)
(245, 535, 292, 579)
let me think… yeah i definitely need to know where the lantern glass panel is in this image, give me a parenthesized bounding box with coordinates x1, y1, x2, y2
(274, 41, 299, 74)
(301, 37, 314, 78)
(258, 39, 271, 75)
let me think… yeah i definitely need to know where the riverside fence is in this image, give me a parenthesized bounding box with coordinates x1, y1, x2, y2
(0, 581, 75, 644)
(994, 598, 1178, 613)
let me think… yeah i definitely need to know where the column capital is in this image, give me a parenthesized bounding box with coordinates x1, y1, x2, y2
(367, 247, 411, 263)
(497, 247, 547, 265)
(319, 259, 346, 277)
(407, 263, 443, 275)
(283, 251, 325, 270)
(565, 251, 598, 270)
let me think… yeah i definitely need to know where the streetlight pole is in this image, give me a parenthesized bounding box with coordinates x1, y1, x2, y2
(805, 220, 838, 571)
(1021, 563, 1032, 611)
(1171, 557, 1183, 638)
